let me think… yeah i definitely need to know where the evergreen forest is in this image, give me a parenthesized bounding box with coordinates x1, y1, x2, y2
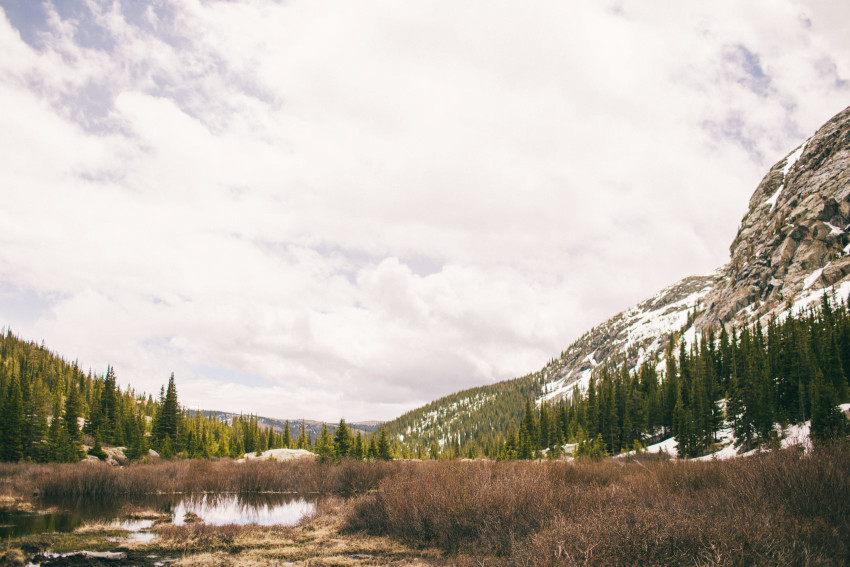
(0, 329, 393, 463)
(1, 292, 848, 464)
(390, 294, 850, 460)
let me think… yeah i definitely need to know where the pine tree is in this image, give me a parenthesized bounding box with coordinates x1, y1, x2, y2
(88, 433, 107, 460)
(150, 386, 165, 447)
(101, 366, 120, 444)
(673, 384, 695, 457)
(160, 435, 175, 459)
(125, 414, 149, 461)
(0, 376, 24, 462)
(501, 420, 519, 460)
(282, 420, 292, 448)
(353, 432, 364, 460)
(23, 380, 48, 462)
(151, 374, 180, 452)
(518, 399, 537, 459)
(810, 369, 845, 442)
(376, 426, 392, 461)
(164, 374, 179, 444)
(333, 418, 352, 458)
(315, 423, 335, 462)
(62, 385, 84, 462)
(368, 435, 379, 460)
(538, 403, 551, 451)
(296, 420, 311, 450)
(584, 378, 599, 438)
(46, 395, 63, 461)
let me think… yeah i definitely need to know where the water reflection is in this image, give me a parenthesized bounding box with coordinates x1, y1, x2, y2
(0, 509, 82, 538)
(171, 494, 314, 526)
(116, 519, 155, 531)
(2, 493, 315, 539)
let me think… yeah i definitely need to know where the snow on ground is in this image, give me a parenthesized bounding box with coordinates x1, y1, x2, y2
(791, 278, 850, 316)
(764, 187, 782, 212)
(623, 408, 849, 462)
(826, 222, 845, 236)
(783, 138, 810, 178)
(803, 267, 825, 290)
(781, 422, 811, 452)
(539, 377, 571, 404)
(762, 138, 810, 213)
(633, 337, 661, 372)
(694, 427, 738, 461)
(623, 287, 711, 353)
(540, 367, 594, 404)
(239, 448, 316, 462)
(681, 325, 698, 349)
(643, 436, 678, 458)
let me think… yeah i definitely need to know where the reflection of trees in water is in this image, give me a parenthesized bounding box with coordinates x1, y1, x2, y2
(182, 491, 302, 508)
(33, 492, 315, 530)
(0, 509, 83, 538)
(173, 493, 314, 526)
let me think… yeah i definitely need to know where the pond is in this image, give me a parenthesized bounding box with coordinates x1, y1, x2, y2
(0, 509, 82, 539)
(1, 493, 316, 539)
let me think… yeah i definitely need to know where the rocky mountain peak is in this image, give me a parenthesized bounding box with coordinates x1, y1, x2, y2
(543, 104, 850, 401)
(698, 105, 850, 329)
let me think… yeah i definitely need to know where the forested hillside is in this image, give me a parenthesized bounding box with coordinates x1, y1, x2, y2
(384, 370, 545, 459)
(416, 294, 849, 461)
(0, 329, 309, 462)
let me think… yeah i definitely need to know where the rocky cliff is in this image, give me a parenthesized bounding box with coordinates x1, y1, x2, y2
(540, 105, 850, 403)
(699, 105, 850, 329)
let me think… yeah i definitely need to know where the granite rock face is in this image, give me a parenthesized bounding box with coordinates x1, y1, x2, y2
(698, 105, 850, 330)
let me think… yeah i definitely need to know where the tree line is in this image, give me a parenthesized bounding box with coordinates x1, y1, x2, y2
(488, 293, 850, 460)
(3, 291, 847, 464)
(0, 329, 395, 463)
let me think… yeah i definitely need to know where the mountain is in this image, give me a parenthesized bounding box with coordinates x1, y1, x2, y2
(386, 104, 850, 453)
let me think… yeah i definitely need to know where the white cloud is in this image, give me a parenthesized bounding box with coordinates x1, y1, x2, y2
(0, 0, 848, 421)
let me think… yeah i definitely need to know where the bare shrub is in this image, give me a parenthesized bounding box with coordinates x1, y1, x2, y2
(346, 445, 850, 565)
(10, 458, 401, 500)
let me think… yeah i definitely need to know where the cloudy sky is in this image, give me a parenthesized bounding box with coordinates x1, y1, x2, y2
(0, 0, 848, 422)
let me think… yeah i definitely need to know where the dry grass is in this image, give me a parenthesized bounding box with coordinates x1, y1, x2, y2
(151, 495, 443, 566)
(346, 443, 850, 565)
(0, 458, 402, 501)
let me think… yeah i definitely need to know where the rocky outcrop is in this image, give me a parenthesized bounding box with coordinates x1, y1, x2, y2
(698, 105, 850, 329)
(539, 104, 850, 402)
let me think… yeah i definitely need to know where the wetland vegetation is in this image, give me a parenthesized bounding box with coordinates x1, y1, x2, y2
(1, 443, 848, 566)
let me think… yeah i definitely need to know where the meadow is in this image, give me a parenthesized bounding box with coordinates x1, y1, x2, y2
(1, 443, 848, 566)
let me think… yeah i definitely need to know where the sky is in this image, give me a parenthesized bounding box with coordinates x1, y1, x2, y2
(0, 0, 848, 422)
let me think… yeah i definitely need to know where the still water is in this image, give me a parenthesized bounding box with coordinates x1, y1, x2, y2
(0, 493, 315, 539)
(171, 493, 314, 526)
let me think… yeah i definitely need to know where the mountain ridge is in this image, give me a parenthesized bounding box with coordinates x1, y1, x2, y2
(385, 104, 850, 452)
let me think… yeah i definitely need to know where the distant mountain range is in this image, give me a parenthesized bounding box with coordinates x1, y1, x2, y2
(189, 410, 382, 442)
